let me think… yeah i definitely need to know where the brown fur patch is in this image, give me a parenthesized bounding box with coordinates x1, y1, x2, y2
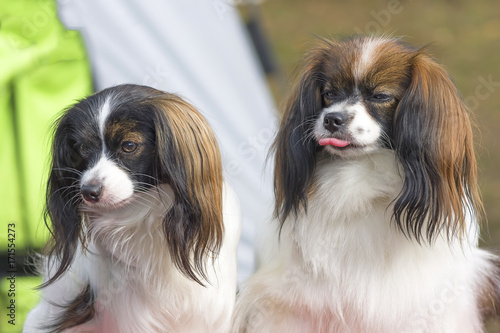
(400, 51, 485, 240)
(156, 95, 224, 282)
(274, 36, 485, 242)
(106, 120, 138, 138)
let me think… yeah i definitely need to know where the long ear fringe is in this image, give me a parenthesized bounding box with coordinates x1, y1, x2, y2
(41, 115, 84, 289)
(274, 39, 359, 226)
(40, 178, 81, 289)
(273, 61, 323, 227)
(392, 51, 485, 243)
(153, 96, 224, 285)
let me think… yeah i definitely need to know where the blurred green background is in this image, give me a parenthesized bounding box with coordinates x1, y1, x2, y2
(0, 1, 92, 331)
(256, 0, 500, 330)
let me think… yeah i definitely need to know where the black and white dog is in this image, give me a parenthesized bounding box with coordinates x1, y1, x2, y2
(24, 84, 240, 333)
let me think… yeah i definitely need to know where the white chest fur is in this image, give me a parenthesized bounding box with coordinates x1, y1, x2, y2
(248, 150, 487, 332)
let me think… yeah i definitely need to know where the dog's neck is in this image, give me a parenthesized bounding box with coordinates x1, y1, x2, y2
(310, 149, 403, 215)
(84, 184, 175, 277)
(287, 149, 475, 278)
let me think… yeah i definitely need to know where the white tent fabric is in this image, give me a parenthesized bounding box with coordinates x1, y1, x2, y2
(57, 0, 277, 284)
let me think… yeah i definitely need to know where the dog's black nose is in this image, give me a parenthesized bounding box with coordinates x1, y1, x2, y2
(81, 184, 102, 203)
(323, 112, 349, 133)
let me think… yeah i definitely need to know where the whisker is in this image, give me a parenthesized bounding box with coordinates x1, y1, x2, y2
(50, 184, 79, 198)
(131, 173, 160, 182)
(298, 128, 318, 146)
(379, 129, 394, 150)
(291, 115, 320, 148)
(52, 167, 83, 176)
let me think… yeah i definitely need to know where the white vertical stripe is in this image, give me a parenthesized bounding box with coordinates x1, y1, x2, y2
(98, 98, 112, 139)
(354, 37, 383, 80)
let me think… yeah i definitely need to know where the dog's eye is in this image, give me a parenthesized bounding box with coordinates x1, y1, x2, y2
(322, 90, 342, 101)
(79, 144, 90, 157)
(369, 93, 393, 103)
(121, 141, 138, 153)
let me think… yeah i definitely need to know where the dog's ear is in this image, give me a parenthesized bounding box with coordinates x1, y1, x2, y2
(392, 51, 484, 242)
(152, 95, 224, 285)
(42, 112, 84, 288)
(273, 54, 324, 226)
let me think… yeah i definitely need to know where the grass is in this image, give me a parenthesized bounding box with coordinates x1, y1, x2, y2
(256, 0, 500, 330)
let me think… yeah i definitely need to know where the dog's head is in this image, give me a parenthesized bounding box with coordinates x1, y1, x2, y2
(45, 84, 223, 285)
(274, 36, 484, 241)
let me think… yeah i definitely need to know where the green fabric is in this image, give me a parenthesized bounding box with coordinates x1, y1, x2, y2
(0, 0, 93, 331)
(13, 32, 92, 249)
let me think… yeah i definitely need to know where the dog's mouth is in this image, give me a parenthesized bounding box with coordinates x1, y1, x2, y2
(318, 136, 366, 150)
(318, 137, 351, 148)
(317, 136, 378, 157)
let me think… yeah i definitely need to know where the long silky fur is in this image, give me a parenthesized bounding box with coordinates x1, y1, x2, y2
(392, 51, 485, 242)
(42, 109, 92, 289)
(273, 74, 321, 224)
(149, 95, 224, 285)
(273, 40, 343, 225)
(233, 36, 497, 333)
(274, 38, 485, 243)
(39, 85, 225, 330)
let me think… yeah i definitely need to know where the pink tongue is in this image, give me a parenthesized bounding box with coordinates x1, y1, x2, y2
(319, 138, 350, 147)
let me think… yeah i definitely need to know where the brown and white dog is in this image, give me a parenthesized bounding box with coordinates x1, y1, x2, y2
(24, 84, 241, 333)
(232, 37, 499, 332)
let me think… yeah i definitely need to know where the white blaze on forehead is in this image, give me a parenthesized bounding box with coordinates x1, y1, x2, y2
(98, 97, 112, 138)
(354, 37, 384, 80)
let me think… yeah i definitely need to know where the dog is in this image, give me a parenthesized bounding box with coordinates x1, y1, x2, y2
(232, 37, 499, 332)
(24, 84, 241, 332)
